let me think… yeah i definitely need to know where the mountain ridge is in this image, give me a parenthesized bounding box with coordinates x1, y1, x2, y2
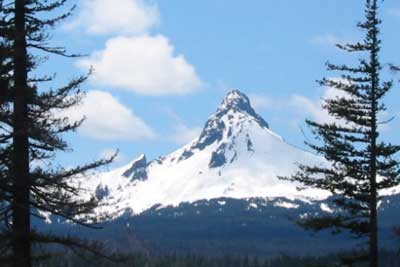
(39, 90, 400, 256)
(82, 89, 333, 217)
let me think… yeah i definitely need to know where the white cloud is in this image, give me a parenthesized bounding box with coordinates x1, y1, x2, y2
(63, 90, 155, 140)
(69, 0, 202, 97)
(67, 0, 159, 35)
(78, 35, 202, 96)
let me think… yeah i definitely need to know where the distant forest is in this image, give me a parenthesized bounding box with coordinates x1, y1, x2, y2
(35, 250, 400, 267)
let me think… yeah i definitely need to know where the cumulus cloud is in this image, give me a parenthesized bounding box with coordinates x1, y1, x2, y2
(69, 0, 202, 97)
(63, 90, 155, 140)
(67, 0, 159, 35)
(78, 35, 202, 96)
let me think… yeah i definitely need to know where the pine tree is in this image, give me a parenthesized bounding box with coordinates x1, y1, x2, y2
(281, 1, 400, 266)
(0, 0, 16, 260)
(0, 0, 115, 266)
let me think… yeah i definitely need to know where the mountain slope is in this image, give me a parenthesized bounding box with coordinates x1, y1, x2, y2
(86, 90, 332, 216)
(42, 90, 400, 255)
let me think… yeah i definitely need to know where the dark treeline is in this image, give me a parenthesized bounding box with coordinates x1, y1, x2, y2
(33, 250, 400, 267)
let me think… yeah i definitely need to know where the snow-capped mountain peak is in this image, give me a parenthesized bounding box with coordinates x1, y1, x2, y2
(176, 90, 273, 165)
(216, 90, 269, 129)
(86, 90, 330, 216)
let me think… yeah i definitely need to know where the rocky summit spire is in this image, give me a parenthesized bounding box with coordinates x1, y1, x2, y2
(176, 90, 270, 162)
(218, 90, 252, 112)
(216, 90, 269, 129)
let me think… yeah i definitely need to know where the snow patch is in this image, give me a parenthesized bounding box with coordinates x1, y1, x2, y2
(320, 203, 334, 213)
(38, 210, 52, 224)
(249, 203, 258, 209)
(275, 201, 300, 209)
(218, 200, 226, 206)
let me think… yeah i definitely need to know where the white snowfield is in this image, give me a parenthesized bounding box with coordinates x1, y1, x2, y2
(82, 90, 399, 218)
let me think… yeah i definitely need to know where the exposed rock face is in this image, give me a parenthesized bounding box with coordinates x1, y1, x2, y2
(178, 90, 269, 162)
(122, 154, 148, 181)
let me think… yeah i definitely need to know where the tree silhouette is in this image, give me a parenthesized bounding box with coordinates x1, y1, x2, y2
(281, 1, 400, 266)
(0, 0, 115, 266)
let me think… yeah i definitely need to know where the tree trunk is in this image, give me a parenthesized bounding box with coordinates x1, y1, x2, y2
(370, 103, 379, 267)
(12, 0, 31, 266)
(370, 119, 378, 267)
(369, 3, 379, 263)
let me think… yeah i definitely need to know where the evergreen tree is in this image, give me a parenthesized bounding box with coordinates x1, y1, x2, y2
(0, 0, 115, 266)
(281, 1, 400, 266)
(0, 3, 14, 260)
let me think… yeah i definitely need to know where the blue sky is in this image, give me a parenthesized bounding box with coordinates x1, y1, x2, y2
(38, 0, 400, 169)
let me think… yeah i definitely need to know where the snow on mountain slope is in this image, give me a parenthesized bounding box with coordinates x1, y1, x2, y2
(86, 90, 332, 216)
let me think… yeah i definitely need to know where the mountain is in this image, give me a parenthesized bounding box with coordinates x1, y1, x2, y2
(41, 90, 400, 256)
(85, 90, 331, 217)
